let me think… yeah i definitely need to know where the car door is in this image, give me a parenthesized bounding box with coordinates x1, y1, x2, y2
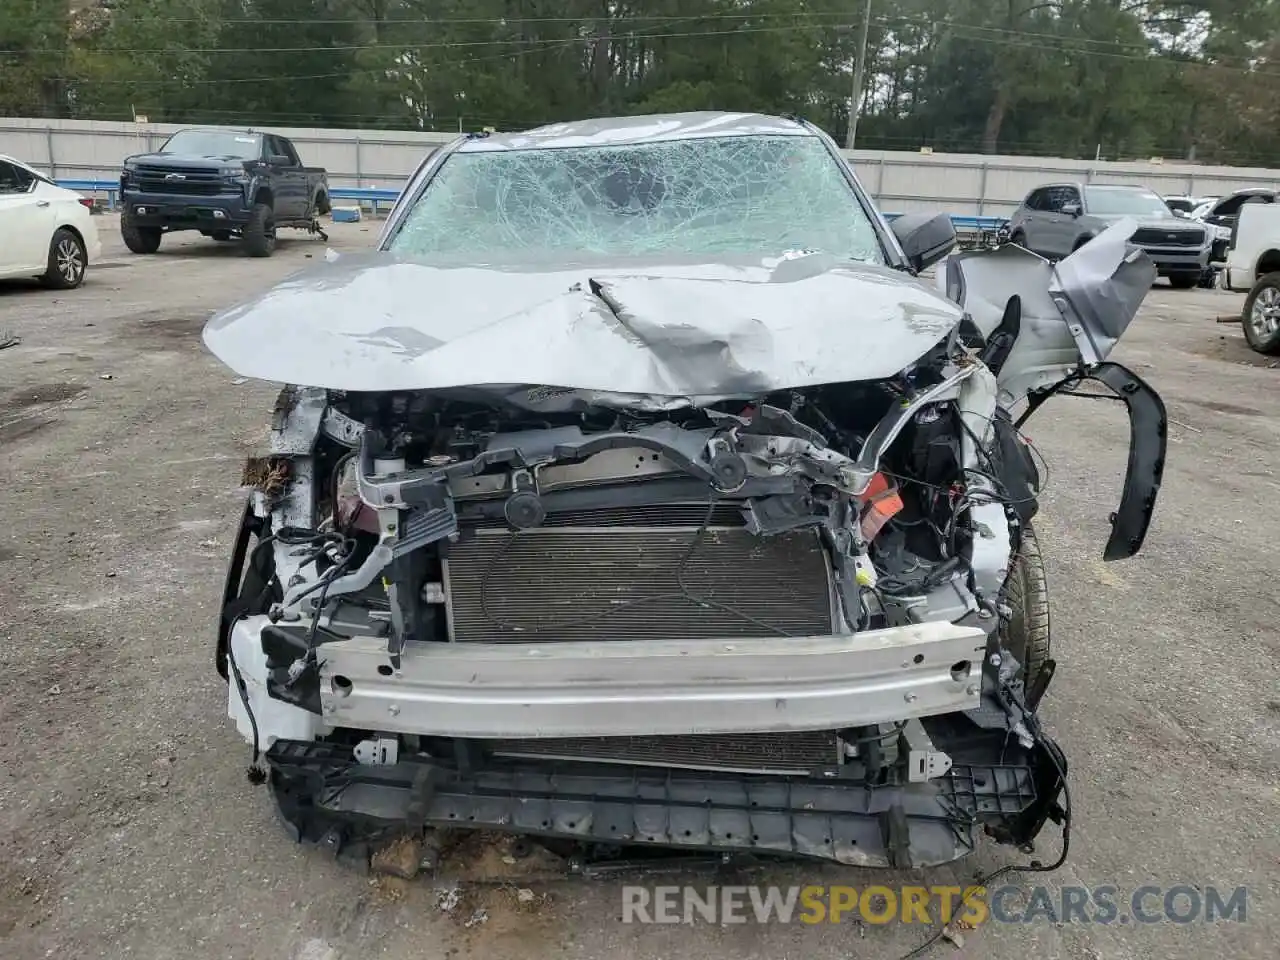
(1016, 189, 1049, 254)
(1038, 186, 1079, 259)
(266, 136, 304, 219)
(0, 159, 55, 276)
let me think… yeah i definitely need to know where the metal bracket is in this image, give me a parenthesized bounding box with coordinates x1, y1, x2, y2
(354, 737, 399, 766)
(901, 718, 953, 782)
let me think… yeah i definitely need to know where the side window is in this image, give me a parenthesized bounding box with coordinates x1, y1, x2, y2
(0, 160, 34, 194)
(282, 139, 301, 166)
(264, 135, 281, 161)
(1025, 189, 1046, 211)
(1048, 186, 1079, 211)
(1041, 187, 1064, 213)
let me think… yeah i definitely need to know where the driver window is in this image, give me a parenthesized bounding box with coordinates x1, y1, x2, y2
(0, 161, 34, 194)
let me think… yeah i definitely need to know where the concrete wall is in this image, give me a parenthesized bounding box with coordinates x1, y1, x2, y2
(3, 116, 1279, 214)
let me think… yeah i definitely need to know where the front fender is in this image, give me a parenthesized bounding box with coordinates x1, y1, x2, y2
(1016, 362, 1167, 561)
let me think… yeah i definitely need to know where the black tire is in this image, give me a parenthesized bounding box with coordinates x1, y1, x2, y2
(210, 230, 233, 242)
(40, 228, 87, 289)
(243, 202, 276, 257)
(315, 191, 331, 216)
(999, 522, 1051, 690)
(121, 218, 161, 254)
(1010, 230, 1027, 249)
(1242, 271, 1280, 354)
(1167, 272, 1198, 289)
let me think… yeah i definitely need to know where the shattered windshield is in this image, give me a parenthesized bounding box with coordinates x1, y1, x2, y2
(387, 135, 885, 262)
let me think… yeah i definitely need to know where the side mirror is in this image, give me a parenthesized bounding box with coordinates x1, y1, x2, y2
(268, 154, 291, 166)
(1061, 201, 1082, 217)
(889, 212, 957, 272)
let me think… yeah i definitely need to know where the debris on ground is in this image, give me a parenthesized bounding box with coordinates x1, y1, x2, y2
(463, 909, 488, 928)
(98, 373, 113, 380)
(435, 885, 462, 913)
(371, 834, 424, 880)
(0, 332, 19, 350)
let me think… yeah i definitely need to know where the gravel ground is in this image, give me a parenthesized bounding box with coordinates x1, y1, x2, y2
(1, 216, 1276, 960)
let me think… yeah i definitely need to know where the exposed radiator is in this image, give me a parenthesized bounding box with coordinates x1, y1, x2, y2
(491, 731, 842, 775)
(442, 506, 837, 643)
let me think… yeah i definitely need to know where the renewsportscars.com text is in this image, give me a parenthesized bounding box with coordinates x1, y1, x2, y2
(621, 884, 1248, 926)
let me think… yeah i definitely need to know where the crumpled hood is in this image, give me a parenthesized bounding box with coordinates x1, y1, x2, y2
(202, 251, 963, 401)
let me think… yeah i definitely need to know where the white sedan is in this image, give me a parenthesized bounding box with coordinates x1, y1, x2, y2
(0, 154, 102, 289)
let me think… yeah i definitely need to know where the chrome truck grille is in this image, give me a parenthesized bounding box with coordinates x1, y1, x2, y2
(1131, 226, 1205, 247)
(491, 731, 842, 775)
(442, 503, 837, 643)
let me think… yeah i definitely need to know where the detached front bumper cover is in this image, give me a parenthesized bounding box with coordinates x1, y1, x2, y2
(265, 736, 1068, 870)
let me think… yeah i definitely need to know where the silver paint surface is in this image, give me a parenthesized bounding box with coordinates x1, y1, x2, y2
(202, 251, 962, 399)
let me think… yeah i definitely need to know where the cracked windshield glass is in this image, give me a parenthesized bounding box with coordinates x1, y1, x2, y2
(388, 135, 884, 262)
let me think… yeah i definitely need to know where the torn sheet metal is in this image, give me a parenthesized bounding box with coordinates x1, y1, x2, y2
(202, 251, 962, 402)
(941, 217, 1155, 405)
(1048, 218, 1156, 364)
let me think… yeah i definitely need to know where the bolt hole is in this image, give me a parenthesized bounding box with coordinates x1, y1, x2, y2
(751, 834, 759, 842)
(331, 675, 353, 697)
(541, 820, 550, 828)
(684, 830, 692, 837)
(725, 833, 733, 840)
(376, 664, 393, 677)
(913, 654, 925, 664)
(974, 776, 988, 788)
(950, 660, 972, 681)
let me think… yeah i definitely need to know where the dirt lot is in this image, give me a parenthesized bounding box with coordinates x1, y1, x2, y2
(1, 216, 1277, 960)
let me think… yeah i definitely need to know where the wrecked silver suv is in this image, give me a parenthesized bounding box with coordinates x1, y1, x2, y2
(204, 113, 1165, 872)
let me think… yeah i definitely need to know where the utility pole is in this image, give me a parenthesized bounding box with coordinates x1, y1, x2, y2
(846, 0, 872, 150)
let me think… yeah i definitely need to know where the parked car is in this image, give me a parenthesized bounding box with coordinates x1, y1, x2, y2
(1193, 188, 1277, 267)
(1163, 194, 1215, 218)
(1006, 183, 1211, 288)
(118, 128, 330, 257)
(0, 154, 101, 289)
(1222, 200, 1280, 354)
(202, 112, 1166, 874)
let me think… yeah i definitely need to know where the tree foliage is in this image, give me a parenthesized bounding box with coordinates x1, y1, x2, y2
(5, 0, 1278, 164)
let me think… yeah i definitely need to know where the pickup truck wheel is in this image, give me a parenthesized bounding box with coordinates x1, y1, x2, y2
(121, 219, 162, 254)
(243, 203, 276, 258)
(999, 522, 1051, 690)
(315, 191, 331, 216)
(1167, 272, 1199, 289)
(1009, 230, 1027, 249)
(41, 228, 87, 289)
(1242, 272, 1280, 354)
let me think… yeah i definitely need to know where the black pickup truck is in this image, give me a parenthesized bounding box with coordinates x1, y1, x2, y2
(118, 128, 330, 257)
